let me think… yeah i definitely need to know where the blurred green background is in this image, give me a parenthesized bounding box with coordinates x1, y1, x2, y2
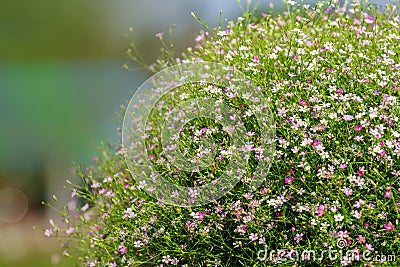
(0, 1, 246, 266)
(0, 0, 389, 266)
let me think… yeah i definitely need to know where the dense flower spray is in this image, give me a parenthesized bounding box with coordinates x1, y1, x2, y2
(44, 0, 400, 266)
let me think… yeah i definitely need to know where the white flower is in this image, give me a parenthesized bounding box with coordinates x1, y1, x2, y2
(291, 146, 300, 153)
(317, 150, 329, 159)
(324, 42, 335, 52)
(287, 0, 296, 6)
(377, 212, 386, 219)
(320, 222, 330, 231)
(330, 205, 339, 212)
(179, 93, 190, 100)
(334, 214, 344, 222)
(269, 53, 278, 59)
(233, 241, 242, 248)
(217, 31, 227, 37)
(298, 188, 305, 195)
(134, 240, 144, 248)
(138, 180, 147, 189)
(369, 107, 379, 118)
(333, 200, 341, 207)
(328, 113, 338, 119)
(123, 208, 137, 219)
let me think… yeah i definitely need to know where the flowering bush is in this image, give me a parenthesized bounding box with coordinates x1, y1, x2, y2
(45, 0, 400, 266)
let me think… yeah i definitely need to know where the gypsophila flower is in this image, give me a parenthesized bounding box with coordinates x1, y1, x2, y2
(44, 2, 400, 265)
(334, 214, 344, 222)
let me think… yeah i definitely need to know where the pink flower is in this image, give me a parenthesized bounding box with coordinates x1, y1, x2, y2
(191, 211, 205, 220)
(365, 16, 374, 24)
(356, 235, 365, 244)
(259, 188, 268, 195)
(285, 176, 294, 184)
(99, 188, 107, 195)
(354, 136, 364, 142)
(315, 204, 327, 217)
(342, 115, 354, 121)
(81, 203, 89, 212)
(343, 187, 353, 196)
(384, 221, 395, 231)
(45, 228, 54, 237)
(294, 233, 303, 243)
(66, 227, 75, 235)
(197, 212, 204, 221)
(354, 125, 363, 131)
(119, 243, 127, 254)
(311, 139, 319, 147)
(365, 243, 374, 251)
(299, 99, 308, 106)
(384, 190, 392, 198)
(155, 32, 164, 38)
(354, 199, 364, 208)
(249, 233, 259, 241)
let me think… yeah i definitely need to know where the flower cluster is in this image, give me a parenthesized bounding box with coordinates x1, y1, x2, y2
(45, 0, 400, 266)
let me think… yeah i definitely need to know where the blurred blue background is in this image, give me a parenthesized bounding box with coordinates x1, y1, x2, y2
(0, 0, 390, 266)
